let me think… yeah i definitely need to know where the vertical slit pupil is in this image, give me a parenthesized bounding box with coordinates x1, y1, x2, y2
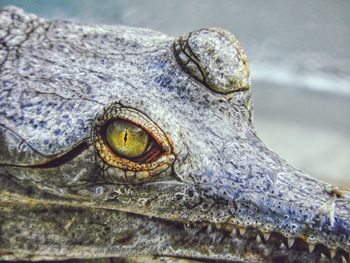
(123, 130, 128, 146)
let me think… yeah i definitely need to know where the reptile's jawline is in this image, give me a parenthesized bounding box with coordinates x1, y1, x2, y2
(0, 139, 91, 169)
(0, 5, 349, 263)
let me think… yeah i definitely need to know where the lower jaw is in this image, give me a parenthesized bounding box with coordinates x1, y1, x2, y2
(1, 191, 348, 262)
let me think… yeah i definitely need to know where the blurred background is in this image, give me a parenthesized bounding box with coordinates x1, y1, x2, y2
(1, 0, 349, 187)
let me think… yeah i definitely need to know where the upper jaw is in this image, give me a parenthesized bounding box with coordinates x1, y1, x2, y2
(112, 167, 350, 261)
(201, 167, 350, 261)
(170, 185, 350, 262)
(157, 152, 350, 261)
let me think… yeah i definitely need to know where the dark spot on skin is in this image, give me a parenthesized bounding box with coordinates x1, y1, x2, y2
(202, 203, 209, 210)
(175, 194, 183, 201)
(39, 120, 47, 128)
(54, 129, 61, 136)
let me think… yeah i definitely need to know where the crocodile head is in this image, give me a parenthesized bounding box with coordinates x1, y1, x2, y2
(0, 6, 349, 263)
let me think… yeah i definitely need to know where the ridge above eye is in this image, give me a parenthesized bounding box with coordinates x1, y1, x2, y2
(173, 27, 251, 94)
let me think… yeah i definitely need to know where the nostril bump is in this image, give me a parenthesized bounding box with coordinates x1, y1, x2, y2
(173, 27, 251, 94)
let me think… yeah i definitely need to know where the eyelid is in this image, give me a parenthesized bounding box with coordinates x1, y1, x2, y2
(92, 103, 175, 183)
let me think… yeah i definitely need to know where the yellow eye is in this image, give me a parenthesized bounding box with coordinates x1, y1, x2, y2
(105, 119, 150, 159)
(93, 104, 176, 183)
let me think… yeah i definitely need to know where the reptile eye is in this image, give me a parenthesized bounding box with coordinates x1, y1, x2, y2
(105, 120, 150, 159)
(92, 103, 175, 183)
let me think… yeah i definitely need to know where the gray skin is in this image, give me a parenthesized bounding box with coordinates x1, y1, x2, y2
(0, 6, 349, 263)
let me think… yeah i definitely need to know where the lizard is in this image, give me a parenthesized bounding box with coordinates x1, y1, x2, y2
(0, 5, 349, 263)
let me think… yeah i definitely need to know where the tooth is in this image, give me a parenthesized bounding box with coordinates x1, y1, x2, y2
(287, 238, 295, 248)
(256, 234, 262, 243)
(230, 228, 237, 237)
(211, 232, 217, 243)
(341, 255, 348, 263)
(320, 253, 327, 259)
(330, 248, 336, 258)
(280, 242, 286, 249)
(215, 223, 222, 230)
(308, 243, 316, 253)
(217, 234, 224, 244)
(238, 227, 246, 236)
(263, 233, 270, 241)
(206, 224, 212, 233)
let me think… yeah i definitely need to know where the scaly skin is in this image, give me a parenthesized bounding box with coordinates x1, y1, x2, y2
(0, 6, 349, 263)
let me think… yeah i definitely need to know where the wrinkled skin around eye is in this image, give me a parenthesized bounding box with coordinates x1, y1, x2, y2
(106, 120, 150, 159)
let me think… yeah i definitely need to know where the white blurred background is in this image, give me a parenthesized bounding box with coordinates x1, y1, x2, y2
(1, 0, 349, 187)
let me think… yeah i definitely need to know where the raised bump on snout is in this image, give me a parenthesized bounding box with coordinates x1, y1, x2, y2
(173, 27, 251, 94)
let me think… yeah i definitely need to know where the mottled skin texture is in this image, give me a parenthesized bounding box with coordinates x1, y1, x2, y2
(0, 6, 349, 263)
